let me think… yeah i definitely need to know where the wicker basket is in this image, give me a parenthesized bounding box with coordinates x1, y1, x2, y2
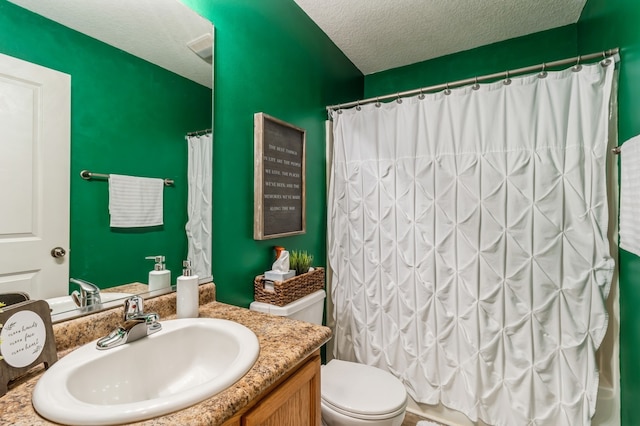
(254, 267, 325, 306)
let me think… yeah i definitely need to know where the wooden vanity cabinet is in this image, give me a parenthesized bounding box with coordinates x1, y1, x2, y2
(222, 350, 321, 426)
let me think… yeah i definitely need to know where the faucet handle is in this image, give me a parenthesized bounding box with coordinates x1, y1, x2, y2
(70, 278, 100, 294)
(124, 295, 144, 320)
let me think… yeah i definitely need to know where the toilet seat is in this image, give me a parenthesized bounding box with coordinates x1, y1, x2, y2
(321, 397, 407, 421)
(321, 360, 407, 421)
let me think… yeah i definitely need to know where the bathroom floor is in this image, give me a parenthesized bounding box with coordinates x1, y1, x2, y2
(402, 412, 447, 425)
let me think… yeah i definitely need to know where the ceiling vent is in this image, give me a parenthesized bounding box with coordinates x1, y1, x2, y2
(187, 33, 213, 63)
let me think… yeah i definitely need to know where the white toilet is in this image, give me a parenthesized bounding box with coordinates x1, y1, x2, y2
(250, 290, 408, 426)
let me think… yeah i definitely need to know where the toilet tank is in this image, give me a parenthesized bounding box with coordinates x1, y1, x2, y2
(249, 290, 325, 324)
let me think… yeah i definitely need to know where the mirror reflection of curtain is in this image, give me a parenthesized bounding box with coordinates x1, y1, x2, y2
(186, 133, 212, 282)
(328, 62, 615, 425)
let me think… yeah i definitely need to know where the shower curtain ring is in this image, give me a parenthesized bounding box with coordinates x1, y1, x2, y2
(601, 51, 612, 67)
(396, 93, 403, 104)
(539, 63, 548, 78)
(375, 97, 381, 108)
(356, 100, 361, 111)
(472, 77, 480, 90)
(573, 55, 583, 72)
(503, 70, 512, 85)
(418, 87, 425, 99)
(444, 83, 451, 95)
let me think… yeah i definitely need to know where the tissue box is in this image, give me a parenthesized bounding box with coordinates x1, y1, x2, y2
(264, 270, 295, 281)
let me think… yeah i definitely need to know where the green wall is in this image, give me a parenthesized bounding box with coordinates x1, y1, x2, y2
(578, 1, 640, 424)
(365, 25, 577, 97)
(0, 1, 212, 289)
(181, 0, 363, 307)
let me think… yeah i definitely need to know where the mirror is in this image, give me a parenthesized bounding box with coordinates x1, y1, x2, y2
(0, 0, 213, 322)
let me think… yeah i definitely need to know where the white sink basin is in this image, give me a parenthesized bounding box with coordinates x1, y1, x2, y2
(33, 318, 260, 425)
(46, 292, 133, 321)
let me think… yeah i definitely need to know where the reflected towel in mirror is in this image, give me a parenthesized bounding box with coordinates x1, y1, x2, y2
(108, 174, 163, 228)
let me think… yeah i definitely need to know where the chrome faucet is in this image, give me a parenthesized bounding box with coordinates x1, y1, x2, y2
(96, 295, 162, 350)
(70, 278, 102, 310)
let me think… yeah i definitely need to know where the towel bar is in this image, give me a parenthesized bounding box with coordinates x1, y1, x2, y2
(80, 170, 174, 186)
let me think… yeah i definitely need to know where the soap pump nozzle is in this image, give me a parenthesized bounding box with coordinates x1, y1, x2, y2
(182, 260, 193, 276)
(146, 255, 166, 271)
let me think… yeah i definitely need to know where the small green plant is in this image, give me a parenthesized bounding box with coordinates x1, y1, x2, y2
(289, 251, 298, 273)
(290, 250, 313, 275)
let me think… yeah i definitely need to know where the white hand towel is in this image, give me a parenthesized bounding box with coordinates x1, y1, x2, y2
(108, 174, 164, 228)
(620, 135, 640, 256)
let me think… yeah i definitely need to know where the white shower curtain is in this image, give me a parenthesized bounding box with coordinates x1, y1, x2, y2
(328, 62, 615, 425)
(186, 133, 212, 282)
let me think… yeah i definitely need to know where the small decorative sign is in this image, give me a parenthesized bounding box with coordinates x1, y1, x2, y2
(0, 300, 57, 397)
(0, 310, 46, 368)
(254, 113, 306, 240)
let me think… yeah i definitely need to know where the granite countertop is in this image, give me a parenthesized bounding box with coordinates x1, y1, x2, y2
(0, 284, 332, 425)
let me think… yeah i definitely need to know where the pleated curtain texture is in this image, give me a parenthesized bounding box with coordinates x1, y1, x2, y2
(185, 133, 212, 282)
(328, 62, 615, 425)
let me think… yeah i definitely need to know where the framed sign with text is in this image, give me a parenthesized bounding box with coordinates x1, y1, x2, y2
(0, 299, 57, 396)
(254, 113, 306, 240)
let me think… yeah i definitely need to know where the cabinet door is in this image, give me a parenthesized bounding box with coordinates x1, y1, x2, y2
(243, 355, 321, 426)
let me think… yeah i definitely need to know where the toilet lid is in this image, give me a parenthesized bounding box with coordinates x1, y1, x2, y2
(321, 360, 407, 418)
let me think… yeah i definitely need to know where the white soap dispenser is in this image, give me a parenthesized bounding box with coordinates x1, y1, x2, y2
(177, 260, 199, 318)
(146, 255, 171, 292)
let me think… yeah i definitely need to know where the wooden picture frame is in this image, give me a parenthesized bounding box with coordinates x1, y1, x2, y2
(254, 113, 306, 240)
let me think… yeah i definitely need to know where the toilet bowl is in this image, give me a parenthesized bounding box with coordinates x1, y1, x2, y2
(321, 359, 407, 426)
(250, 290, 408, 426)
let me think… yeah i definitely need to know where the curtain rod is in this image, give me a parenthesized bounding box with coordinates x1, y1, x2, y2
(186, 128, 212, 137)
(327, 48, 620, 112)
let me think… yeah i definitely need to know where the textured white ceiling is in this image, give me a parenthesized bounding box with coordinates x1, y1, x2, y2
(8, 0, 213, 88)
(294, 0, 587, 75)
(8, 1, 586, 83)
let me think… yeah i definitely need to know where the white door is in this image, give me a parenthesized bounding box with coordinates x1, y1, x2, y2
(0, 53, 70, 300)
